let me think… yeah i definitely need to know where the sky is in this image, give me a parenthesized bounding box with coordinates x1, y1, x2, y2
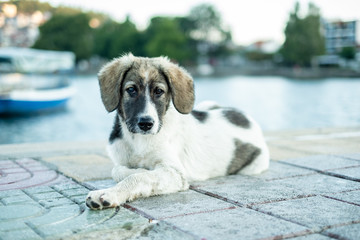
(42, 0, 360, 45)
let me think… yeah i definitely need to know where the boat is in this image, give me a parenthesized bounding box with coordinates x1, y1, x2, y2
(0, 48, 76, 115)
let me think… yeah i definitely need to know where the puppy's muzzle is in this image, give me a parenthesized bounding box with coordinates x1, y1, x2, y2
(138, 116, 154, 132)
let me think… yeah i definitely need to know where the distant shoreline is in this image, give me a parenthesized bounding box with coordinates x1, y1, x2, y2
(189, 66, 360, 79)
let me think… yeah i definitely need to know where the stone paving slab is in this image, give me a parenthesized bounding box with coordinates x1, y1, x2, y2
(253, 196, 360, 229)
(0, 141, 107, 159)
(290, 234, 333, 240)
(267, 145, 312, 161)
(129, 190, 236, 220)
(164, 206, 309, 240)
(0, 160, 197, 240)
(192, 174, 307, 206)
(269, 138, 360, 156)
(279, 155, 360, 172)
(336, 153, 360, 161)
(325, 190, 360, 206)
(327, 167, 360, 181)
(0, 181, 159, 240)
(270, 173, 360, 196)
(249, 160, 316, 180)
(266, 128, 360, 160)
(0, 158, 73, 191)
(324, 223, 360, 240)
(1, 127, 360, 240)
(43, 154, 113, 182)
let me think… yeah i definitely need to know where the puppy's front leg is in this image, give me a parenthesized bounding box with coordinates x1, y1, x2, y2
(86, 167, 188, 210)
(111, 165, 148, 182)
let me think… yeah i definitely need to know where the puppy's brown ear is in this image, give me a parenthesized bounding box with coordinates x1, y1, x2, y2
(157, 58, 194, 114)
(98, 54, 134, 112)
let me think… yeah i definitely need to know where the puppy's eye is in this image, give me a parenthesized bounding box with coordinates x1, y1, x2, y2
(126, 87, 137, 96)
(154, 88, 164, 96)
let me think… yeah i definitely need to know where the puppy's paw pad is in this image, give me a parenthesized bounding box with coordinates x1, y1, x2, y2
(99, 192, 119, 208)
(85, 189, 120, 210)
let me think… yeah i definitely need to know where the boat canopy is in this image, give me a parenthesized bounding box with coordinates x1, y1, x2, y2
(0, 47, 75, 74)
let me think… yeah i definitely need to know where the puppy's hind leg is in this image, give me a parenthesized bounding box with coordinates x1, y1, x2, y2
(238, 145, 270, 175)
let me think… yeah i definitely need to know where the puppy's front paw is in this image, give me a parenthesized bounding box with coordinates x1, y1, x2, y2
(86, 188, 121, 210)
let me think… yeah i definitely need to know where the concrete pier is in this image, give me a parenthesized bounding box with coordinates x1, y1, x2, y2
(0, 127, 359, 239)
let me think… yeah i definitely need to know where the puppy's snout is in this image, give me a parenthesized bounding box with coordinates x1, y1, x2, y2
(138, 117, 154, 131)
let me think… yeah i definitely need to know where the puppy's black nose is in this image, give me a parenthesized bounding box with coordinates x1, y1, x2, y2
(138, 117, 154, 131)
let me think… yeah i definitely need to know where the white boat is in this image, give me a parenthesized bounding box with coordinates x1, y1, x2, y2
(0, 48, 76, 114)
(0, 73, 76, 114)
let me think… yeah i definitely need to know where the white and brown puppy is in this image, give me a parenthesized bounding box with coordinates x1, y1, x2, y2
(86, 54, 269, 210)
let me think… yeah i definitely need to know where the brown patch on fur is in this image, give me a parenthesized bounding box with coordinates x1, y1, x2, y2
(156, 60, 194, 114)
(98, 55, 134, 112)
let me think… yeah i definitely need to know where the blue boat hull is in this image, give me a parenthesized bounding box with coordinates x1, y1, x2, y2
(0, 99, 70, 114)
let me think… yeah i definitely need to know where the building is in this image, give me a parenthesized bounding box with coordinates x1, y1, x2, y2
(314, 19, 360, 69)
(324, 20, 359, 54)
(0, 3, 49, 48)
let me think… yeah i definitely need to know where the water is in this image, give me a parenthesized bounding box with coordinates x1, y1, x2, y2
(1, 75, 360, 144)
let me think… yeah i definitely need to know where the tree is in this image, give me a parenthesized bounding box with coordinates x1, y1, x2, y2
(33, 13, 93, 61)
(93, 17, 143, 59)
(10, 0, 53, 13)
(340, 47, 356, 60)
(144, 17, 191, 62)
(280, 2, 325, 66)
(187, 3, 232, 58)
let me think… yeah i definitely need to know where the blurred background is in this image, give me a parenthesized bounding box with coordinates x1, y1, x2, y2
(0, 0, 359, 144)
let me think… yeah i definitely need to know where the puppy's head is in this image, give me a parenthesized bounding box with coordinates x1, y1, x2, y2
(98, 53, 194, 135)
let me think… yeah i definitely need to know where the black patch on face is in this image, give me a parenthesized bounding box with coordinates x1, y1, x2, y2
(227, 139, 261, 175)
(191, 110, 208, 123)
(109, 115, 122, 143)
(123, 93, 147, 133)
(223, 109, 251, 128)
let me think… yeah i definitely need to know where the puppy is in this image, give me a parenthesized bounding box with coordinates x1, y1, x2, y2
(86, 54, 269, 210)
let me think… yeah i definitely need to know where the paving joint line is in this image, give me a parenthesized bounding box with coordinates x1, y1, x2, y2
(189, 186, 245, 207)
(22, 189, 48, 208)
(122, 203, 157, 221)
(321, 195, 360, 207)
(263, 172, 316, 182)
(49, 185, 83, 206)
(189, 186, 346, 237)
(25, 221, 46, 239)
(160, 220, 204, 240)
(257, 229, 314, 240)
(277, 160, 360, 183)
(157, 206, 237, 220)
(334, 154, 360, 163)
(13, 159, 34, 177)
(249, 205, 312, 232)
(123, 203, 202, 239)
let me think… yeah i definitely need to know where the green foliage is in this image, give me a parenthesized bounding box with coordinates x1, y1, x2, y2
(246, 51, 274, 61)
(8, 0, 53, 13)
(188, 3, 232, 58)
(30, 2, 232, 63)
(340, 47, 356, 60)
(280, 2, 325, 66)
(144, 17, 191, 62)
(94, 17, 143, 59)
(33, 13, 93, 61)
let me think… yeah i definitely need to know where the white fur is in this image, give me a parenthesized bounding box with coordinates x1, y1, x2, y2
(86, 100, 269, 209)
